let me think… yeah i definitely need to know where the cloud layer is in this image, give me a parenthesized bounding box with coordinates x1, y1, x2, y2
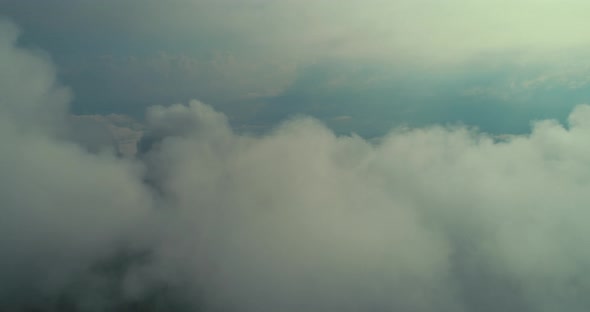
(6, 0, 590, 64)
(4, 19, 590, 311)
(4, 0, 590, 123)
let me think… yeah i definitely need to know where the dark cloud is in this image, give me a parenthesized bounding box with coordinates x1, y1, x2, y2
(5, 19, 590, 312)
(67, 114, 143, 156)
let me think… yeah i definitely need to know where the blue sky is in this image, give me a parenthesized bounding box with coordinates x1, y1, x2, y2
(3, 0, 590, 136)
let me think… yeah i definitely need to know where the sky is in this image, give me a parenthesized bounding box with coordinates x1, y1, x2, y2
(3, 0, 590, 136)
(3, 1, 590, 311)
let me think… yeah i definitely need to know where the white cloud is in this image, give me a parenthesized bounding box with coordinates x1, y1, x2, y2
(0, 20, 153, 309)
(0, 19, 70, 134)
(134, 99, 590, 312)
(5, 18, 590, 311)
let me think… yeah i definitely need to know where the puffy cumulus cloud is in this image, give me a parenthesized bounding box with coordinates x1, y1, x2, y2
(6, 18, 590, 312)
(0, 19, 70, 134)
(134, 100, 590, 312)
(135, 101, 457, 311)
(0, 20, 152, 309)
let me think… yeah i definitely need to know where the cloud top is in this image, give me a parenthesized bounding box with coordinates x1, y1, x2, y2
(4, 18, 590, 312)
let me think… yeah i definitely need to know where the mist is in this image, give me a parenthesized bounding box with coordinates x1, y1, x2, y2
(3, 19, 590, 312)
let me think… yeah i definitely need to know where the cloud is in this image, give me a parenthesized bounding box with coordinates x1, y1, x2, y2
(135, 100, 590, 312)
(0, 19, 70, 134)
(5, 18, 590, 312)
(0, 20, 152, 309)
(4, 0, 590, 119)
(5, 0, 590, 66)
(67, 114, 143, 156)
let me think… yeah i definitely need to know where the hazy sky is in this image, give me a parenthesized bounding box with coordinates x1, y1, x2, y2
(2, 0, 590, 135)
(3, 1, 590, 312)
